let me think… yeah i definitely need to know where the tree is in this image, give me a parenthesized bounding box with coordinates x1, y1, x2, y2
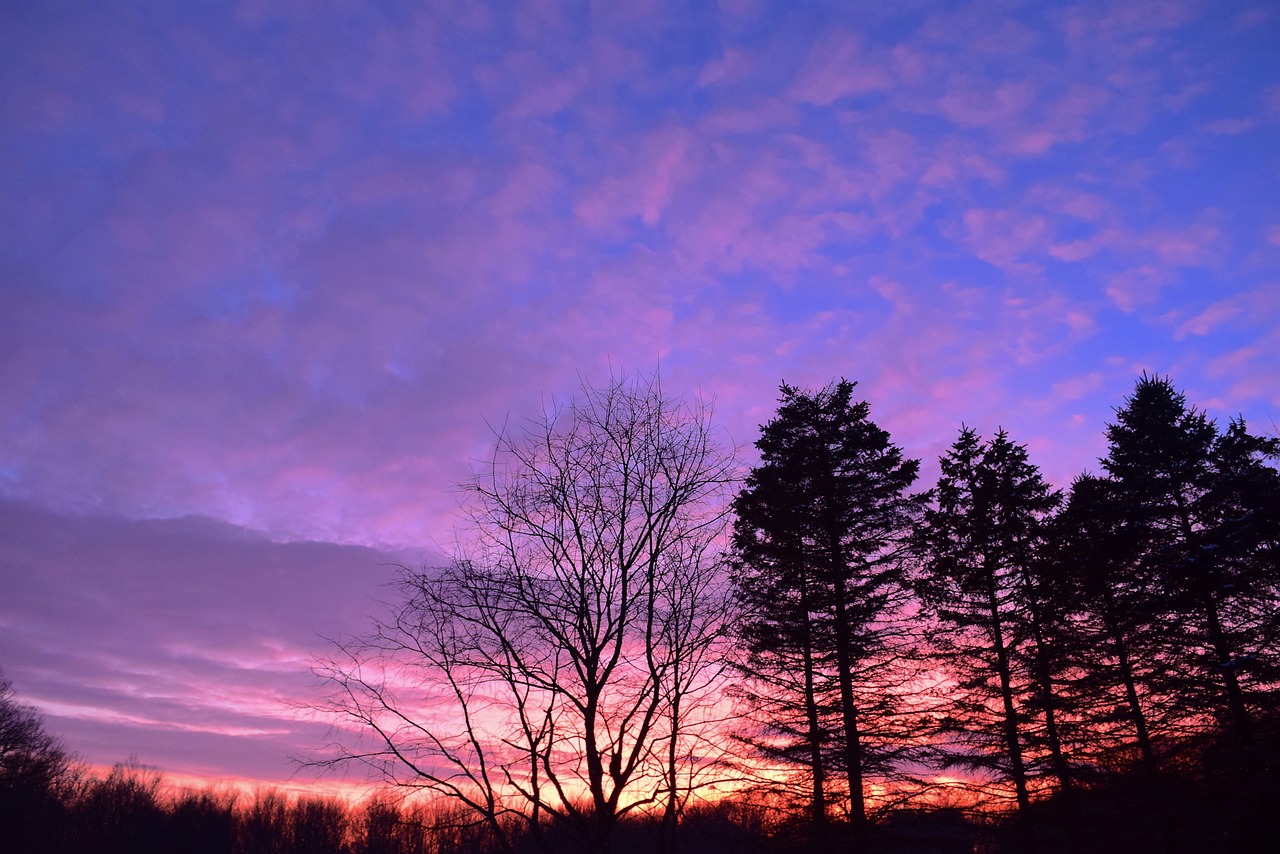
(1049, 474, 1166, 779)
(1100, 375, 1280, 756)
(316, 373, 738, 854)
(1, 671, 75, 852)
(1047, 473, 1190, 854)
(730, 380, 924, 853)
(914, 428, 1064, 854)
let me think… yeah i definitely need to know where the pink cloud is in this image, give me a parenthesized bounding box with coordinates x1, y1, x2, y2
(0, 502, 418, 781)
(1264, 84, 1280, 117)
(344, 15, 456, 119)
(1011, 83, 1113, 154)
(1105, 265, 1167, 312)
(572, 128, 694, 231)
(917, 140, 1006, 189)
(1139, 221, 1224, 267)
(1051, 371, 1105, 403)
(789, 30, 893, 105)
(889, 44, 930, 87)
(1202, 116, 1256, 135)
(920, 8, 1041, 59)
(512, 0, 576, 44)
(698, 46, 757, 88)
(1204, 334, 1280, 408)
(498, 49, 590, 119)
(1056, 0, 1199, 58)
(954, 208, 1050, 277)
(698, 97, 798, 134)
(1175, 300, 1242, 339)
(1049, 239, 1101, 262)
(936, 78, 1036, 129)
(1028, 183, 1112, 222)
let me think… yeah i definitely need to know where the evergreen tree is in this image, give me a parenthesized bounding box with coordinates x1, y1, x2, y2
(1100, 375, 1280, 754)
(1048, 473, 1191, 854)
(731, 380, 924, 853)
(1050, 474, 1167, 779)
(915, 428, 1064, 854)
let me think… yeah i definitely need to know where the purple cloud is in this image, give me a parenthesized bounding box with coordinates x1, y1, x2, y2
(0, 499, 426, 784)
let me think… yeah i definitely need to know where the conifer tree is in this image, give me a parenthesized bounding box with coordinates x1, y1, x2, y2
(732, 380, 923, 853)
(1100, 375, 1280, 753)
(915, 428, 1064, 853)
(1050, 474, 1166, 778)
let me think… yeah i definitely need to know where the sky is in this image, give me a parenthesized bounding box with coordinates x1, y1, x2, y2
(1, 0, 1278, 795)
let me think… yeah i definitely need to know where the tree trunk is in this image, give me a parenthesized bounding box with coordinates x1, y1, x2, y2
(831, 572, 869, 854)
(1174, 496, 1253, 749)
(986, 570, 1037, 854)
(1098, 585, 1158, 776)
(798, 573, 828, 836)
(1019, 571, 1072, 793)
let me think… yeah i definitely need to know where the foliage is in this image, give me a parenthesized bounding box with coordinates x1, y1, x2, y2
(1099, 375, 1280, 752)
(730, 380, 925, 847)
(914, 427, 1068, 854)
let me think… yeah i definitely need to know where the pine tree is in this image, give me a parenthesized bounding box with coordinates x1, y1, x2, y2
(1050, 474, 1166, 778)
(731, 380, 924, 852)
(1101, 375, 1280, 754)
(915, 428, 1064, 854)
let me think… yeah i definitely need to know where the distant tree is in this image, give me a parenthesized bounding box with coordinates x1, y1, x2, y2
(291, 796, 349, 854)
(354, 795, 432, 854)
(1, 670, 76, 852)
(166, 788, 236, 854)
(67, 761, 166, 854)
(731, 380, 924, 853)
(316, 373, 738, 854)
(1100, 375, 1280, 756)
(914, 428, 1064, 854)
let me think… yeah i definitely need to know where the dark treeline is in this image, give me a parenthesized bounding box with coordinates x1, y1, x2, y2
(3, 374, 1278, 854)
(0, 758, 499, 854)
(726, 373, 1280, 854)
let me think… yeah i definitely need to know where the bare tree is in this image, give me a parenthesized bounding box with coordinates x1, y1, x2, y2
(316, 373, 738, 854)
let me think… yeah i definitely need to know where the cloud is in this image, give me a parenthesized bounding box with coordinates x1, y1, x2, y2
(790, 30, 893, 105)
(954, 208, 1050, 278)
(1175, 299, 1242, 339)
(1202, 116, 1256, 136)
(572, 128, 694, 232)
(0, 500, 425, 782)
(1050, 371, 1105, 402)
(1104, 265, 1167, 312)
(698, 46, 757, 88)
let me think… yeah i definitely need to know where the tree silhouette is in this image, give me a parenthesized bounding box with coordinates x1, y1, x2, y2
(1050, 474, 1167, 778)
(316, 373, 738, 854)
(731, 380, 924, 853)
(1101, 376, 1280, 751)
(914, 428, 1063, 854)
(1, 670, 76, 853)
